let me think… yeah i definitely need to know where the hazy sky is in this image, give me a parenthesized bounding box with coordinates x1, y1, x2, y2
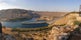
(0, 0, 81, 12)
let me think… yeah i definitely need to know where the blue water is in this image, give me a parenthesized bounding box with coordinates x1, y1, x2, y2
(1, 18, 49, 28)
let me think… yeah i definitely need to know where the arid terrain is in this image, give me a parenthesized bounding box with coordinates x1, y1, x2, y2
(1, 9, 81, 40)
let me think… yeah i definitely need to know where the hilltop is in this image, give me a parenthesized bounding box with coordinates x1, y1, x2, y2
(53, 12, 81, 25)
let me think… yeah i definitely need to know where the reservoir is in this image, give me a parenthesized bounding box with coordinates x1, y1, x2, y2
(1, 18, 49, 28)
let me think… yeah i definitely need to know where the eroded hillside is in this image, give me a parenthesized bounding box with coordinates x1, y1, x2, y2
(54, 12, 81, 25)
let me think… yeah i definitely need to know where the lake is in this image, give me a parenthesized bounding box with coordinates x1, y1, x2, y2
(1, 18, 49, 28)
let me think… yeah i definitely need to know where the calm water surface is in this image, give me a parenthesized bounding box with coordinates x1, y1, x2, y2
(1, 18, 49, 28)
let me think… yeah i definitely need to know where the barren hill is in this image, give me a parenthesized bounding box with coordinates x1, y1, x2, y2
(36, 12, 68, 18)
(54, 12, 80, 25)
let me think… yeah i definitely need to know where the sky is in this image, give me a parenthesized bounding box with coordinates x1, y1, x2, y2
(0, 0, 81, 12)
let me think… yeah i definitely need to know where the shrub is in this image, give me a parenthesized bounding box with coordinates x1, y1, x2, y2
(60, 24, 66, 26)
(74, 21, 81, 25)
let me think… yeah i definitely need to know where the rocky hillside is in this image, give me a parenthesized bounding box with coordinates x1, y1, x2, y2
(54, 12, 80, 25)
(48, 12, 81, 40)
(0, 9, 41, 21)
(0, 9, 34, 21)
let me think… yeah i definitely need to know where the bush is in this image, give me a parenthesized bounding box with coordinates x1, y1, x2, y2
(60, 24, 66, 26)
(74, 21, 81, 25)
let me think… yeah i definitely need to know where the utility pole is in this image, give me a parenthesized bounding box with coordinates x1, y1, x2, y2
(79, 5, 81, 16)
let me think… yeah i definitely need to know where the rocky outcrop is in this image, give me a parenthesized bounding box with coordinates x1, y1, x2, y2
(67, 24, 81, 40)
(48, 25, 80, 40)
(2, 25, 81, 40)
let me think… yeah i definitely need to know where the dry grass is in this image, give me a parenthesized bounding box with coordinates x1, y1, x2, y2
(54, 13, 79, 25)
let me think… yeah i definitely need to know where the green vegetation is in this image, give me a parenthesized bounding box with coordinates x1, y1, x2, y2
(12, 26, 52, 32)
(59, 24, 66, 26)
(74, 21, 81, 25)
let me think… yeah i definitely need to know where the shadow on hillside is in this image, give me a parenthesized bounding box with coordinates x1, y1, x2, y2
(67, 23, 81, 40)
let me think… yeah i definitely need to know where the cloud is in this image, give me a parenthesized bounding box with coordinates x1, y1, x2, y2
(0, 2, 25, 10)
(0, 0, 40, 10)
(0, 0, 17, 2)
